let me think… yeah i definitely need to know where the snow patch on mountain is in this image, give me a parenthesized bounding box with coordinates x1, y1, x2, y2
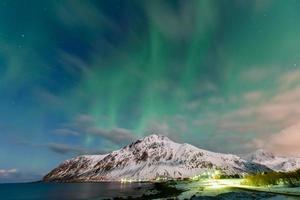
(244, 149, 300, 172)
(43, 135, 270, 182)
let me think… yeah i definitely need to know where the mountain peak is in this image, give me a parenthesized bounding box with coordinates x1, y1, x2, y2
(254, 149, 274, 157)
(245, 149, 275, 162)
(141, 134, 170, 142)
(125, 134, 172, 150)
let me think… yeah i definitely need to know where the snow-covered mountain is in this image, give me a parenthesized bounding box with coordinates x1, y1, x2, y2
(244, 149, 300, 172)
(43, 135, 270, 182)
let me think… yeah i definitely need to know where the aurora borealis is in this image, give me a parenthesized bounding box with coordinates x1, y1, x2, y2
(1, 0, 300, 182)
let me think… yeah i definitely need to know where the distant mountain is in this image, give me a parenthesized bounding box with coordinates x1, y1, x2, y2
(244, 149, 300, 172)
(43, 135, 270, 182)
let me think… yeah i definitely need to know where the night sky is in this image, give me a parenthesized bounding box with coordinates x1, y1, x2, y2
(1, 0, 300, 182)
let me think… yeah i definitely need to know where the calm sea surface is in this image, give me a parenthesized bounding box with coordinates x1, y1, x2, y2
(0, 182, 155, 200)
(0, 182, 300, 200)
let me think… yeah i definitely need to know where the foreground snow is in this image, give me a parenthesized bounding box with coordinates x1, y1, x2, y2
(176, 179, 300, 199)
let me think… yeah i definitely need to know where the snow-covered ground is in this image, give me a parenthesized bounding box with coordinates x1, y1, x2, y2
(175, 179, 300, 199)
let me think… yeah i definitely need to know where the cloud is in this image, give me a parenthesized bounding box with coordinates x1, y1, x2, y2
(145, 121, 172, 138)
(279, 68, 300, 90)
(86, 127, 137, 145)
(45, 142, 109, 155)
(190, 68, 300, 154)
(0, 169, 41, 183)
(58, 51, 90, 76)
(46, 143, 87, 155)
(55, 114, 137, 145)
(244, 91, 263, 102)
(198, 81, 219, 94)
(46, 142, 108, 155)
(213, 90, 300, 135)
(0, 169, 17, 177)
(215, 69, 300, 134)
(254, 122, 300, 157)
(75, 114, 96, 125)
(34, 88, 64, 107)
(18, 113, 136, 156)
(239, 67, 270, 83)
(145, 0, 218, 40)
(254, 0, 272, 13)
(53, 128, 79, 136)
(142, 117, 187, 143)
(17, 140, 108, 156)
(55, 0, 118, 32)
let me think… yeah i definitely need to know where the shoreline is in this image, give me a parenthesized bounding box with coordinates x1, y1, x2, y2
(229, 185, 300, 197)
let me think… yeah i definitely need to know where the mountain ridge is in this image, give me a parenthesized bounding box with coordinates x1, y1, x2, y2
(244, 149, 300, 172)
(43, 134, 271, 182)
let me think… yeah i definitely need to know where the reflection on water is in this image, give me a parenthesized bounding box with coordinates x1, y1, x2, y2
(0, 182, 299, 200)
(0, 182, 155, 200)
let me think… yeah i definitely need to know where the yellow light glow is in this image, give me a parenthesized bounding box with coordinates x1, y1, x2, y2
(200, 178, 243, 189)
(120, 178, 135, 183)
(208, 182, 226, 189)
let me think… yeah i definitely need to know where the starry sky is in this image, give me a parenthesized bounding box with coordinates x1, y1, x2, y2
(1, 0, 300, 182)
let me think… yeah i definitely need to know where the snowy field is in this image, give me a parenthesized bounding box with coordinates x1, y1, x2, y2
(172, 179, 300, 199)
